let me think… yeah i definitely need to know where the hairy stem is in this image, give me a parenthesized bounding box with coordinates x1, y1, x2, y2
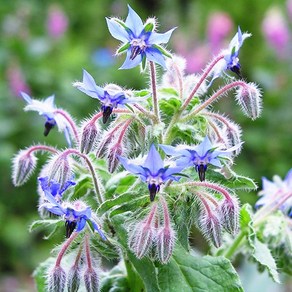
(26, 145, 58, 155)
(149, 61, 160, 124)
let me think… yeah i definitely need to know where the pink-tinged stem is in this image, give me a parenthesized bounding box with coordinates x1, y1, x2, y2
(26, 145, 58, 155)
(159, 196, 171, 228)
(183, 80, 248, 120)
(207, 119, 225, 143)
(55, 232, 78, 267)
(181, 54, 224, 111)
(62, 148, 103, 204)
(134, 104, 157, 121)
(54, 109, 80, 144)
(149, 61, 160, 124)
(146, 203, 158, 225)
(85, 234, 92, 270)
(195, 192, 213, 216)
(173, 62, 184, 100)
(116, 119, 133, 144)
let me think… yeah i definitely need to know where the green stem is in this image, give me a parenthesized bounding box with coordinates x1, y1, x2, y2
(223, 230, 246, 259)
(149, 61, 160, 124)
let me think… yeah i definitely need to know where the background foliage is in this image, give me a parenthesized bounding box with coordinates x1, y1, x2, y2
(0, 0, 292, 290)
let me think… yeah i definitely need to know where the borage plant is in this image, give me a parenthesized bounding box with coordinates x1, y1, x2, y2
(12, 4, 290, 292)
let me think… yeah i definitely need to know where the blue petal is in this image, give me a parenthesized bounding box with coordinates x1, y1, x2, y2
(145, 47, 166, 68)
(159, 144, 189, 157)
(125, 5, 144, 37)
(91, 220, 107, 240)
(119, 156, 146, 176)
(20, 92, 32, 104)
(209, 157, 222, 168)
(119, 49, 143, 69)
(175, 156, 193, 167)
(106, 18, 130, 43)
(42, 203, 65, 216)
(44, 95, 56, 108)
(162, 165, 185, 181)
(143, 144, 164, 174)
(284, 168, 292, 185)
(237, 26, 243, 46)
(63, 127, 72, 147)
(74, 70, 105, 99)
(76, 217, 87, 232)
(195, 137, 213, 157)
(60, 179, 76, 195)
(148, 28, 176, 44)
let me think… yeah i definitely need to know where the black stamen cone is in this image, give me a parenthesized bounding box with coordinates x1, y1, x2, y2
(102, 106, 113, 124)
(44, 121, 54, 136)
(130, 46, 141, 60)
(230, 65, 242, 79)
(65, 221, 77, 238)
(197, 164, 207, 182)
(148, 183, 160, 202)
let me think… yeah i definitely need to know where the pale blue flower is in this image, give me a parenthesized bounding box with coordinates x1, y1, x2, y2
(160, 137, 241, 181)
(209, 27, 251, 85)
(40, 180, 106, 239)
(21, 92, 72, 146)
(106, 5, 175, 69)
(119, 144, 184, 201)
(256, 169, 292, 218)
(73, 70, 133, 123)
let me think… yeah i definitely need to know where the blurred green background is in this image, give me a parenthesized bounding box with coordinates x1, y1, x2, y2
(1, 0, 292, 290)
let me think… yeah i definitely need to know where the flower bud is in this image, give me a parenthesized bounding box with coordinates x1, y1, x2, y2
(107, 143, 123, 173)
(224, 121, 242, 156)
(128, 204, 157, 258)
(219, 196, 239, 236)
(48, 154, 72, 188)
(84, 268, 99, 292)
(199, 213, 222, 248)
(47, 265, 66, 292)
(67, 265, 81, 292)
(80, 121, 99, 154)
(236, 82, 262, 120)
(156, 226, 175, 263)
(12, 150, 37, 186)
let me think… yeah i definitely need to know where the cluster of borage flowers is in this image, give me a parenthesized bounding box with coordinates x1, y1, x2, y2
(11, 5, 269, 291)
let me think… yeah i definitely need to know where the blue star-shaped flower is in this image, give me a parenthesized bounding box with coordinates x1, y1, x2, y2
(106, 5, 175, 69)
(160, 137, 241, 181)
(40, 186, 106, 239)
(73, 70, 133, 123)
(38, 176, 75, 202)
(256, 169, 292, 218)
(209, 27, 251, 85)
(119, 144, 184, 201)
(21, 92, 72, 146)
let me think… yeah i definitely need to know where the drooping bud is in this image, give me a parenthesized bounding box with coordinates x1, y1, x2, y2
(199, 213, 222, 248)
(47, 265, 66, 292)
(224, 121, 242, 156)
(236, 82, 262, 120)
(84, 268, 99, 292)
(80, 121, 99, 154)
(128, 203, 158, 258)
(67, 266, 81, 292)
(219, 196, 240, 236)
(155, 196, 175, 263)
(48, 153, 72, 188)
(12, 150, 38, 186)
(107, 143, 123, 173)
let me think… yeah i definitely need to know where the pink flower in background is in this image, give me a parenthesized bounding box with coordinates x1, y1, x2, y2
(7, 62, 30, 97)
(186, 44, 210, 73)
(207, 12, 233, 54)
(287, 0, 292, 21)
(47, 5, 68, 39)
(262, 7, 289, 57)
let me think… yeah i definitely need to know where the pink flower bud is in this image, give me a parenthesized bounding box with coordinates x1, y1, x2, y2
(107, 143, 123, 173)
(84, 268, 99, 292)
(156, 226, 175, 263)
(219, 196, 240, 236)
(47, 265, 66, 292)
(200, 213, 222, 248)
(236, 82, 262, 120)
(128, 204, 157, 258)
(67, 266, 81, 292)
(12, 150, 37, 186)
(80, 121, 99, 154)
(48, 154, 72, 188)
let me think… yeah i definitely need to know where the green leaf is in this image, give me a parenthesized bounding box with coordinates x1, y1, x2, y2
(105, 171, 136, 194)
(29, 219, 63, 233)
(239, 204, 280, 283)
(157, 244, 243, 292)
